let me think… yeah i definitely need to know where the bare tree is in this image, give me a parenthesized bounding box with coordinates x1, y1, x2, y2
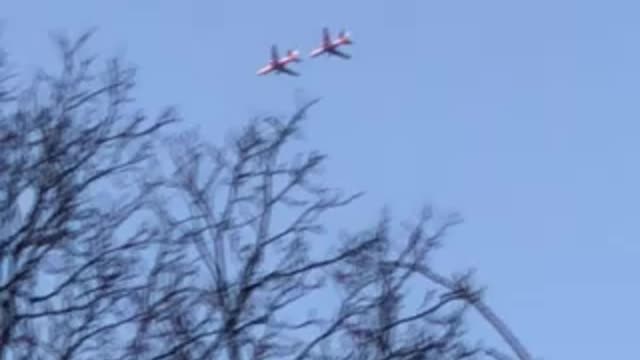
(126, 97, 533, 360)
(0, 30, 533, 360)
(126, 99, 374, 359)
(0, 32, 177, 359)
(320, 208, 533, 360)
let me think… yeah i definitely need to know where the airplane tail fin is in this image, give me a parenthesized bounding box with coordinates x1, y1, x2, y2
(322, 27, 331, 46)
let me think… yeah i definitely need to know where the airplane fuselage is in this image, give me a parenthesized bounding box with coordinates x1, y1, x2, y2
(257, 55, 300, 76)
(310, 38, 352, 58)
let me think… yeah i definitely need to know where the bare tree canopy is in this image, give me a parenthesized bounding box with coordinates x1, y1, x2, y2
(0, 32, 533, 360)
(0, 32, 177, 359)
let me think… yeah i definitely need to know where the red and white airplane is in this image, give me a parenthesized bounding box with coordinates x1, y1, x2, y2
(309, 27, 353, 59)
(256, 45, 302, 76)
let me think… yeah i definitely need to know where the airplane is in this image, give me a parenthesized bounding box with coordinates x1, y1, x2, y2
(256, 45, 302, 76)
(309, 27, 353, 59)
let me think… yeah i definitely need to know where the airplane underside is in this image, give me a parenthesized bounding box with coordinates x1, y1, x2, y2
(327, 47, 351, 59)
(276, 67, 299, 76)
(257, 28, 352, 76)
(257, 63, 299, 76)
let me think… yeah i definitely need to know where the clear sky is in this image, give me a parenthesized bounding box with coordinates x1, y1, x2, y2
(4, 1, 640, 358)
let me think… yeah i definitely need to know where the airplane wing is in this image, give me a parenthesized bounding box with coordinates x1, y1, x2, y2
(322, 27, 331, 46)
(271, 45, 279, 62)
(329, 48, 351, 59)
(278, 67, 300, 76)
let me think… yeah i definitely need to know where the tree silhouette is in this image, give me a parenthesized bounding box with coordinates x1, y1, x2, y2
(1, 31, 533, 360)
(127, 102, 532, 359)
(0, 32, 176, 359)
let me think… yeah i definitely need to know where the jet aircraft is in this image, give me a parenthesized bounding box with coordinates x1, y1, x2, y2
(256, 45, 302, 76)
(309, 27, 353, 59)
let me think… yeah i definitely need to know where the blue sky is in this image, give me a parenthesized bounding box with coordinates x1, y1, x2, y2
(4, 1, 640, 358)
